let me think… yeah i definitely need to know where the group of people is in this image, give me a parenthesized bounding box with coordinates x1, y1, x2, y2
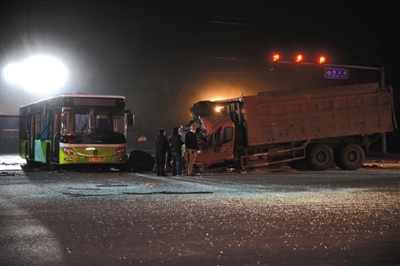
(155, 124, 200, 177)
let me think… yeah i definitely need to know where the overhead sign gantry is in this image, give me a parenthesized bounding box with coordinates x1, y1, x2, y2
(269, 52, 388, 154)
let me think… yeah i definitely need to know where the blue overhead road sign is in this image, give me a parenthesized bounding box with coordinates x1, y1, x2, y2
(325, 68, 349, 79)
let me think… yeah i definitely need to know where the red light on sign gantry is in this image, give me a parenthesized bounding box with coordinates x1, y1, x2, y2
(272, 53, 280, 62)
(318, 56, 326, 64)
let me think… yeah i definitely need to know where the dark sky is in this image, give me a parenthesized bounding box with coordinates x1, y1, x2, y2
(1, 1, 399, 136)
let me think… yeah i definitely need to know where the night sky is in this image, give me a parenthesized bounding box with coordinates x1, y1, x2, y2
(1, 1, 399, 144)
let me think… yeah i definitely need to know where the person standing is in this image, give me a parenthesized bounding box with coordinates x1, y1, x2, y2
(185, 124, 200, 176)
(155, 128, 169, 176)
(170, 127, 184, 176)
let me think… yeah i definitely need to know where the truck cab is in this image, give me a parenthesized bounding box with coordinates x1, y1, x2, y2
(195, 113, 236, 169)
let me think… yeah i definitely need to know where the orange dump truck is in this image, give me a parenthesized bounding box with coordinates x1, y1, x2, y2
(189, 83, 397, 171)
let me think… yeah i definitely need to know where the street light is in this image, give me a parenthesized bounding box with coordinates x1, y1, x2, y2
(4, 55, 68, 93)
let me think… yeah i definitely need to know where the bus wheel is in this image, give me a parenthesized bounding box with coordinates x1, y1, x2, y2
(46, 145, 56, 171)
(100, 165, 110, 171)
(48, 163, 58, 171)
(306, 143, 334, 170)
(335, 144, 365, 170)
(26, 159, 34, 168)
(287, 159, 307, 170)
(128, 150, 155, 172)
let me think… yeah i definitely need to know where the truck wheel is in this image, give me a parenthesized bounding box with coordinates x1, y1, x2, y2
(335, 144, 365, 170)
(194, 164, 205, 173)
(306, 144, 334, 170)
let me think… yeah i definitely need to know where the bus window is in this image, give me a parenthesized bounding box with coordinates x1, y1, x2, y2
(61, 110, 70, 135)
(20, 115, 27, 139)
(88, 109, 95, 133)
(113, 116, 124, 133)
(60, 108, 125, 135)
(96, 111, 110, 132)
(35, 112, 41, 139)
(97, 118, 111, 132)
(54, 110, 60, 136)
(75, 113, 87, 133)
(94, 112, 124, 134)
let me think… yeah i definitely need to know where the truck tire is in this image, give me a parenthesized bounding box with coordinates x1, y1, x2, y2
(194, 164, 205, 173)
(306, 143, 334, 170)
(335, 144, 365, 170)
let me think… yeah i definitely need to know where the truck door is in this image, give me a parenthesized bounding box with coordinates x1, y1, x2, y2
(219, 125, 234, 159)
(196, 124, 235, 167)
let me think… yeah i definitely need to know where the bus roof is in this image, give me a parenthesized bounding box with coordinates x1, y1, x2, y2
(20, 93, 126, 108)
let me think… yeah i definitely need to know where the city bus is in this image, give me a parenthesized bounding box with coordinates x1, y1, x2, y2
(19, 93, 134, 169)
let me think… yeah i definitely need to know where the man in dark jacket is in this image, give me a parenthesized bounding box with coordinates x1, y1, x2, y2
(170, 127, 184, 176)
(155, 128, 169, 176)
(185, 124, 200, 176)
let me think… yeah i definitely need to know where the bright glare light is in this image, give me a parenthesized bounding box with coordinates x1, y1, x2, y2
(195, 82, 248, 103)
(272, 53, 280, 62)
(215, 106, 224, 112)
(4, 56, 68, 93)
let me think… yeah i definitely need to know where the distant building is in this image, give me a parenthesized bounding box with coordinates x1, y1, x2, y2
(2, 128, 18, 138)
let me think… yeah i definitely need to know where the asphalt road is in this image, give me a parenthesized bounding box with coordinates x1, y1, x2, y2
(1, 163, 399, 266)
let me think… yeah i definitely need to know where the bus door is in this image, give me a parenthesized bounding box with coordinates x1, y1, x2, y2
(28, 113, 35, 159)
(52, 109, 61, 163)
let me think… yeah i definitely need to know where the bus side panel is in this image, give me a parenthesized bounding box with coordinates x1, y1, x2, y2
(20, 140, 28, 159)
(19, 109, 29, 160)
(34, 140, 50, 163)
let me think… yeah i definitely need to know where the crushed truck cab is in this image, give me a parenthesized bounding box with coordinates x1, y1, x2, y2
(196, 113, 236, 168)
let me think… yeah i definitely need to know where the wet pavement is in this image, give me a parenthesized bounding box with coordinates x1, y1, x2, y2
(1, 154, 399, 266)
(362, 153, 400, 169)
(2, 152, 400, 172)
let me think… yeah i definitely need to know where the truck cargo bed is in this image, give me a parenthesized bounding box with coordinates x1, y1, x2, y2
(244, 83, 395, 146)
